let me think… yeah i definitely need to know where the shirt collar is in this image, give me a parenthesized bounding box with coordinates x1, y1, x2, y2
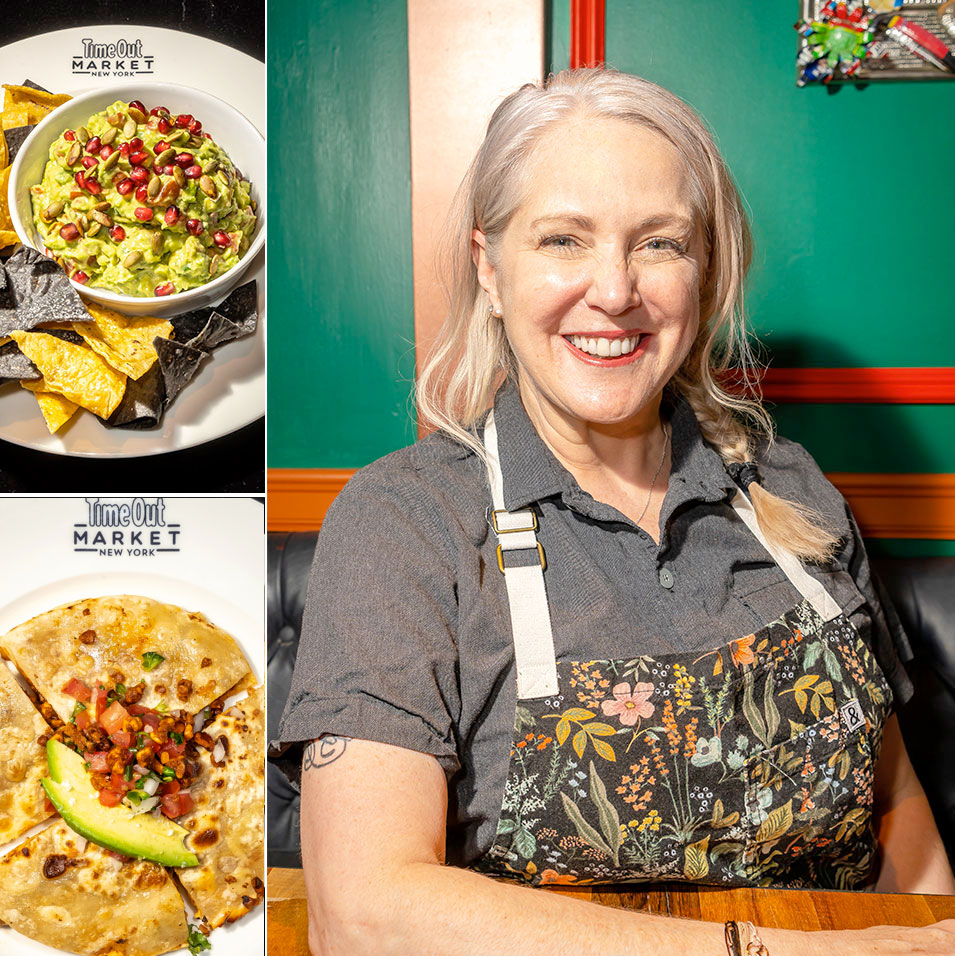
(490, 380, 739, 519)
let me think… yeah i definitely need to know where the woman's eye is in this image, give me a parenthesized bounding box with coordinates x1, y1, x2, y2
(641, 237, 684, 256)
(541, 235, 578, 251)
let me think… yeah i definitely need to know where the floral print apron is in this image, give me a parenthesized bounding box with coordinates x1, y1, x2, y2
(473, 412, 891, 890)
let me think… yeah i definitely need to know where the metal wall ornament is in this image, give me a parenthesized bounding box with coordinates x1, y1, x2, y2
(796, 1, 955, 85)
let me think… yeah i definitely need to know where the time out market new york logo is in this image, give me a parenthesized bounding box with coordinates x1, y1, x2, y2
(72, 38, 156, 78)
(73, 498, 180, 556)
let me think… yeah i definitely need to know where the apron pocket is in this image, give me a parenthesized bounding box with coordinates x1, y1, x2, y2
(742, 718, 873, 877)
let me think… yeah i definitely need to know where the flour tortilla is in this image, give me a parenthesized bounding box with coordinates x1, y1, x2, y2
(175, 685, 264, 928)
(0, 820, 187, 955)
(0, 596, 251, 722)
(0, 664, 52, 843)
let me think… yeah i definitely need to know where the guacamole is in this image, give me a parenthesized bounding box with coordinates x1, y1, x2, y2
(30, 98, 257, 297)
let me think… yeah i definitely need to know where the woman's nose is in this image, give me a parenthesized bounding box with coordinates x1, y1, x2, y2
(582, 254, 639, 315)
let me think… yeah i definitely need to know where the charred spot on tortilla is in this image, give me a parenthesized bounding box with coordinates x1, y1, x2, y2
(0, 245, 91, 336)
(0, 340, 40, 383)
(4, 124, 36, 164)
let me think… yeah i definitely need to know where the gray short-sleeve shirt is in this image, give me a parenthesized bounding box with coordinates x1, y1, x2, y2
(273, 382, 913, 866)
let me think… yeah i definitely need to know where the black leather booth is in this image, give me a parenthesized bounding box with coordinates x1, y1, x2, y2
(267, 530, 955, 870)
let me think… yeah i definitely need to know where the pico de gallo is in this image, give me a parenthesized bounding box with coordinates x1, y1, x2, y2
(39, 662, 229, 822)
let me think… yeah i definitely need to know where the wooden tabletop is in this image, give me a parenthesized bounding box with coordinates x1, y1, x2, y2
(267, 866, 955, 955)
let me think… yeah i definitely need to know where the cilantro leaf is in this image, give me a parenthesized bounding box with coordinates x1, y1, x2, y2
(187, 925, 211, 955)
(141, 652, 165, 671)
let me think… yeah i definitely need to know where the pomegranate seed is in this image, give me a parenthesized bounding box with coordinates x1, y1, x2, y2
(186, 218, 203, 236)
(135, 184, 149, 201)
(119, 143, 131, 157)
(109, 226, 126, 242)
(213, 231, 231, 248)
(157, 117, 172, 133)
(175, 113, 193, 129)
(154, 282, 175, 296)
(203, 132, 212, 139)
(128, 99, 147, 114)
(99, 145, 114, 159)
(86, 179, 102, 195)
(187, 119, 202, 135)
(134, 207, 154, 221)
(164, 205, 181, 225)
(163, 164, 177, 175)
(81, 156, 98, 170)
(73, 270, 89, 284)
(85, 136, 101, 153)
(129, 150, 148, 166)
(153, 140, 169, 155)
(129, 167, 149, 184)
(73, 171, 87, 188)
(60, 223, 80, 241)
(128, 137, 144, 151)
(64, 130, 75, 141)
(149, 105, 169, 116)
(174, 152, 195, 168)
(184, 165, 202, 180)
(116, 177, 135, 195)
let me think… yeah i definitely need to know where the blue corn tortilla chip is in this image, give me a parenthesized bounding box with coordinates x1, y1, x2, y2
(0, 340, 40, 384)
(169, 280, 258, 351)
(0, 245, 91, 335)
(21, 80, 51, 93)
(4, 125, 36, 165)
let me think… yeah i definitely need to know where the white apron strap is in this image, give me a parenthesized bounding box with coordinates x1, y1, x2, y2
(730, 489, 842, 622)
(484, 410, 559, 699)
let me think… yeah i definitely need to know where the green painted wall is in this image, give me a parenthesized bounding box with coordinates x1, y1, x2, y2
(604, 0, 955, 476)
(267, 0, 416, 468)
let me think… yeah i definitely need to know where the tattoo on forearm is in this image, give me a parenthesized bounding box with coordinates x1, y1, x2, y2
(303, 735, 350, 771)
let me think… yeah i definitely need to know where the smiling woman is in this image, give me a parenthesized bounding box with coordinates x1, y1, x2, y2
(271, 69, 955, 955)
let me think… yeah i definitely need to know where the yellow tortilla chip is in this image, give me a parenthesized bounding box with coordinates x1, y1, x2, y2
(2, 85, 71, 111)
(0, 231, 18, 250)
(0, 165, 13, 231)
(20, 380, 79, 433)
(10, 331, 126, 419)
(1, 105, 30, 130)
(76, 300, 173, 380)
(0, 130, 8, 170)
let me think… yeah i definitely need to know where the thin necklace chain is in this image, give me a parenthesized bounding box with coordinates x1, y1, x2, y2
(635, 421, 670, 528)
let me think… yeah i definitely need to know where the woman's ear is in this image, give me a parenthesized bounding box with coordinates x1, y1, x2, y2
(472, 229, 502, 316)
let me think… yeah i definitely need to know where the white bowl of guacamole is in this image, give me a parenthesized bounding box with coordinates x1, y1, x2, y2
(9, 82, 265, 317)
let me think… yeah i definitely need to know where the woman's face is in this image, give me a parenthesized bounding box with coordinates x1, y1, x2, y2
(475, 115, 706, 434)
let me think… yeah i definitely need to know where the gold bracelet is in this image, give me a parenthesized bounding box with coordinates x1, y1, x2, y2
(723, 921, 743, 956)
(738, 921, 770, 956)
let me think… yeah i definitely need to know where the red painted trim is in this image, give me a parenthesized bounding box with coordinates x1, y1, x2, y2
(570, 0, 605, 69)
(759, 367, 955, 404)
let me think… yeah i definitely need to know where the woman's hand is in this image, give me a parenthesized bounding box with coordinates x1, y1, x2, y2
(805, 921, 955, 955)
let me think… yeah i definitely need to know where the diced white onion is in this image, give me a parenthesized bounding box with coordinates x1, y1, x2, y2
(134, 764, 149, 775)
(212, 741, 226, 764)
(142, 777, 160, 796)
(75, 836, 88, 853)
(193, 711, 206, 733)
(131, 796, 160, 815)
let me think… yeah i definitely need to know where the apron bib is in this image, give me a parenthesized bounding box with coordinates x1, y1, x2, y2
(473, 412, 892, 890)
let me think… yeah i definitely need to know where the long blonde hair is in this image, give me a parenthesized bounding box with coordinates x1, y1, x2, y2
(417, 68, 838, 563)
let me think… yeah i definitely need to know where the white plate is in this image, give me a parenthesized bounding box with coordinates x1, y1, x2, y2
(0, 496, 265, 956)
(0, 26, 265, 457)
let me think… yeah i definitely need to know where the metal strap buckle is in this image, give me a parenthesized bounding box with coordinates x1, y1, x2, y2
(490, 508, 538, 535)
(496, 542, 546, 574)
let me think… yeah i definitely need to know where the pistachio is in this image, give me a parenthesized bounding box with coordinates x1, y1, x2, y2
(151, 231, 164, 255)
(158, 180, 180, 204)
(42, 200, 65, 221)
(77, 214, 89, 232)
(251, 200, 257, 213)
(127, 106, 147, 124)
(107, 112, 125, 127)
(122, 250, 143, 269)
(202, 159, 219, 175)
(147, 177, 162, 199)
(172, 166, 186, 188)
(93, 200, 111, 211)
(87, 221, 101, 237)
(66, 142, 82, 166)
(103, 150, 120, 171)
(169, 129, 190, 146)
(199, 175, 217, 198)
(208, 254, 220, 277)
(76, 126, 89, 144)
(122, 117, 137, 139)
(100, 127, 118, 146)
(91, 210, 113, 227)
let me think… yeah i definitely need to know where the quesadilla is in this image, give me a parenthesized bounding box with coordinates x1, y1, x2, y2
(0, 596, 251, 723)
(0, 663, 52, 842)
(0, 819, 188, 956)
(175, 684, 265, 927)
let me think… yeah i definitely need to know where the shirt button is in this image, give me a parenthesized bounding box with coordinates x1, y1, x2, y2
(659, 567, 675, 589)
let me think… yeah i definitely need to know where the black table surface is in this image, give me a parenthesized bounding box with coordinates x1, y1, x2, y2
(0, 1, 264, 492)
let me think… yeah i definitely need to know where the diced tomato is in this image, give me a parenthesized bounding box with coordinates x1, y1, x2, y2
(160, 793, 181, 818)
(111, 731, 133, 749)
(177, 792, 194, 815)
(93, 687, 108, 719)
(160, 780, 180, 796)
(109, 771, 136, 793)
(98, 788, 122, 807)
(160, 741, 185, 758)
(63, 678, 92, 702)
(75, 709, 92, 731)
(44, 798, 56, 814)
(100, 701, 129, 735)
(141, 712, 160, 730)
(87, 751, 110, 773)
(127, 704, 151, 716)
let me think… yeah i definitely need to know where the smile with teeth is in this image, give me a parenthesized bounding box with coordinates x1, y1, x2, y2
(566, 333, 642, 358)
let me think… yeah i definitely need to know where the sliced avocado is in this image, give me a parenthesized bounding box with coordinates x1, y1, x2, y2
(42, 739, 199, 868)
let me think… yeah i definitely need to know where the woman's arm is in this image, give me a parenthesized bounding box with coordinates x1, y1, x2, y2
(300, 736, 955, 956)
(874, 714, 955, 894)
